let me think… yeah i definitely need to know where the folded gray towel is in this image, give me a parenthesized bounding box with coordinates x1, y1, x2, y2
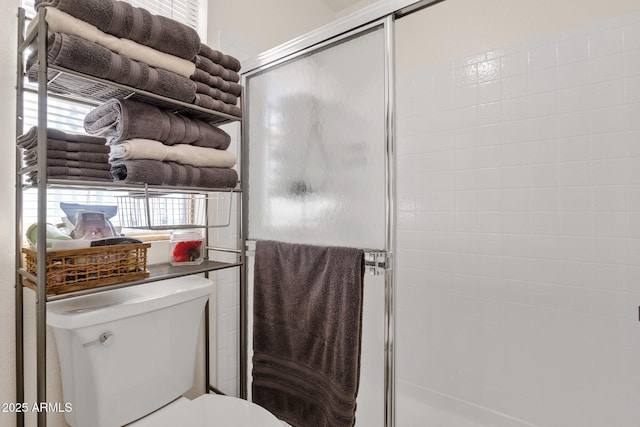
(191, 69, 242, 97)
(24, 148, 109, 163)
(194, 94, 242, 117)
(26, 174, 113, 184)
(24, 139, 111, 155)
(36, 0, 200, 59)
(17, 126, 108, 150)
(111, 160, 238, 189)
(198, 43, 241, 72)
(48, 166, 112, 177)
(24, 157, 111, 170)
(27, 33, 197, 104)
(195, 81, 237, 105)
(193, 55, 240, 83)
(26, 166, 114, 183)
(253, 241, 365, 427)
(84, 99, 231, 149)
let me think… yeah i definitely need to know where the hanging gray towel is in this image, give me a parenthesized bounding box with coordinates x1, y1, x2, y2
(253, 240, 365, 427)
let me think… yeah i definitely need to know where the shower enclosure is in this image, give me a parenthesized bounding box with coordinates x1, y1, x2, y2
(236, 1, 640, 426)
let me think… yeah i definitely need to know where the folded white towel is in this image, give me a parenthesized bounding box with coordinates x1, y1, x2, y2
(41, 7, 196, 78)
(110, 139, 237, 168)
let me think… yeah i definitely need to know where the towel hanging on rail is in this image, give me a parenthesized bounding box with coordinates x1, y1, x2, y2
(252, 240, 365, 427)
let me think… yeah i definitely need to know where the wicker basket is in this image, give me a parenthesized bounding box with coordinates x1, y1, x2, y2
(22, 243, 150, 295)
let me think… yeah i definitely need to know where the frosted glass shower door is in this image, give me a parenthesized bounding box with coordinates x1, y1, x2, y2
(243, 22, 391, 427)
(245, 26, 387, 250)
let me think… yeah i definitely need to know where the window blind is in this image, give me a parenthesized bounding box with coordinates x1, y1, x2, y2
(21, 0, 200, 30)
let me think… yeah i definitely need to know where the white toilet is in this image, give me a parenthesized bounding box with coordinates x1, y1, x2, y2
(47, 275, 283, 427)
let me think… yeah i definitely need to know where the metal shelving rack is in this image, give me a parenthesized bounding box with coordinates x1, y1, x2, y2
(14, 8, 244, 426)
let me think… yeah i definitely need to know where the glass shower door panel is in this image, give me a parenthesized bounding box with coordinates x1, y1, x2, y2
(246, 27, 386, 250)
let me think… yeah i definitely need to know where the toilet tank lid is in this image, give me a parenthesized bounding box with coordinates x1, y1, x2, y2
(46, 275, 213, 330)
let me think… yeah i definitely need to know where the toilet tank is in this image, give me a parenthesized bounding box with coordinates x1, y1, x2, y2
(47, 275, 214, 427)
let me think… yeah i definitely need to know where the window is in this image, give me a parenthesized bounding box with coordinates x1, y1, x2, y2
(20, 0, 204, 233)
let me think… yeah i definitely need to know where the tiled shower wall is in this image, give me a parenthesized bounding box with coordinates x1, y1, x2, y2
(397, 9, 640, 427)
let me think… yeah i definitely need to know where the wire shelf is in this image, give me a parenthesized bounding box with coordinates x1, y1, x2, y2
(116, 190, 232, 230)
(25, 65, 240, 126)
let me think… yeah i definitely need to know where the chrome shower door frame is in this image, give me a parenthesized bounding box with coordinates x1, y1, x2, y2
(241, 15, 397, 427)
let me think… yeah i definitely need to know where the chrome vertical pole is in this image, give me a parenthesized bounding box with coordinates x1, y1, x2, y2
(15, 8, 25, 427)
(383, 15, 397, 427)
(239, 76, 249, 399)
(36, 8, 49, 427)
(204, 300, 211, 392)
(204, 189, 211, 393)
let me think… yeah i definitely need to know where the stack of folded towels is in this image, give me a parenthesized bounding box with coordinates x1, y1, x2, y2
(17, 127, 111, 183)
(191, 44, 242, 116)
(83, 99, 239, 189)
(27, 0, 242, 117)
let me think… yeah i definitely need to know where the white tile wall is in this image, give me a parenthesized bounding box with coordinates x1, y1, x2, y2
(212, 123, 241, 396)
(212, 31, 257, 398)
(397, 10, 640, 427)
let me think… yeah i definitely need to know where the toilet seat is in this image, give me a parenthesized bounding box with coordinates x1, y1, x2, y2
(129, 394, 285, 426)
